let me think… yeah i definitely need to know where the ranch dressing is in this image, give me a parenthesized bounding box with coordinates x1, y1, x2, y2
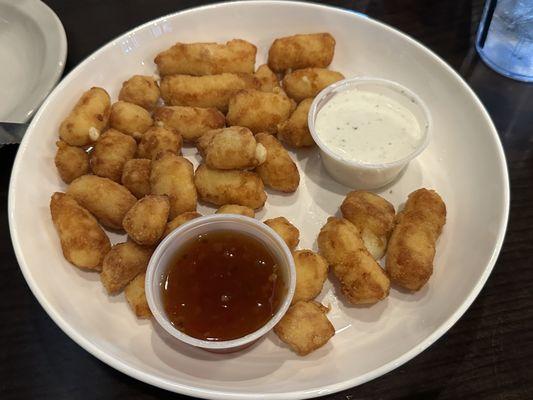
(315, 89, 422, 164)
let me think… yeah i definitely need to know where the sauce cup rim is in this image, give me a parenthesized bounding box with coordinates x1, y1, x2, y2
(145, 214, 296, 350)
(308, 76, 432, 170)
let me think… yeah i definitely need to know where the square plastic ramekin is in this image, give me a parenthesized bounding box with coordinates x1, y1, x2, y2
(308, 77, 432, 189)
(145, 214, 296, 353)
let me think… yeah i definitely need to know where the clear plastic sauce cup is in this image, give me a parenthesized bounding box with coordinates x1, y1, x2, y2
(308, 77, 431, 189)
(145, 214, 296, 353)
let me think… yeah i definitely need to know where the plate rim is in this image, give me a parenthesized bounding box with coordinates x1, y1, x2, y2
(8, 1, 510, 399)
(0, 0, 67, 122)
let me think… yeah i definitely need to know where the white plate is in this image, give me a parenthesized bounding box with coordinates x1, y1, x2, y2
(0, 0, 66, 122)
(8, 1, 509, 399)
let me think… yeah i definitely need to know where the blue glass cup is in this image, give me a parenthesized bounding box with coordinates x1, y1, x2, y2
(476, 0, 533, 82)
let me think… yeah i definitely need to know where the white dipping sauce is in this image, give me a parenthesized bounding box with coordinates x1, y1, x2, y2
(315, 89, 422, 164)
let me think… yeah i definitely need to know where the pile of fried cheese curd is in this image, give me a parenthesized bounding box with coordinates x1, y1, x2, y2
(50, 33, 353, 356)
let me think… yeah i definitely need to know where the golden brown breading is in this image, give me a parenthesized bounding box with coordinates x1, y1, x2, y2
(150, 152, 197, 219)
(317, 217, 360, 265)
(386, 188, 446, 291)
(331, 259, 390, 305)
(318, 217, 390, 304)
(153, 106, 225, 143)
(277, 98, 315, 147)
(67, 175, 137, 230)
(90, 128, 137, 182)
(50, 192, 111, 271)
(122, 195, 170, 246)
(341, 191, 395, 260)
(255, 133, 299, 192)
(163, 211, 202, 238)
(54, 140, 90, 184)
(264, 216, 299, 250)
(216, 204, 255, 218)
(268, 33, 336, 72)
(274, 301, 335, 356)
(100, 240, 153, 295)
(59, 87, 111, 146)
(136, 126, 182, 159)
(118, 75, 160, 110)
(194, 164, 267, 209)
(195, 129, 214, 157)
(154, 39, 257, 76)
(109, 101, 153, 140)
(292, 250, 329, 304)
(121, 159, 151, 199)
(254, 64, 280, 92)
(282, 68, 344, 102)
(160, 73, 259, 113)
(196, 126, 266, 170)
(226, 88, 295, 134)
(124, 272, 152, 318)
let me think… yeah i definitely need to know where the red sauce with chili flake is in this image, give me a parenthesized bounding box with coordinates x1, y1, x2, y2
(162, 230, 285, 341)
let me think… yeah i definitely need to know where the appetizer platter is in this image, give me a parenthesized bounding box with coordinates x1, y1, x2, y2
(8, 1, 509, 399)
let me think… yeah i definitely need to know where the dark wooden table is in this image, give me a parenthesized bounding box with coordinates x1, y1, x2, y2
(1, 1, 532, 399)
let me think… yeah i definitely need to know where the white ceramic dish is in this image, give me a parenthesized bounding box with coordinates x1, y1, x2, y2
(145, 214, 296, 353)
(0, 0, 66, 122)
(8, 1, 509, 399)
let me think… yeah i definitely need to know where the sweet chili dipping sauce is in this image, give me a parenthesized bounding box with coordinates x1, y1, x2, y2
(162, 230, 285, 341)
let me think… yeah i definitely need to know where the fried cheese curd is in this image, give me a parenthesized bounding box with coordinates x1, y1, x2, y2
(155, 39, 257, 76)
(100, 240, 153, 295)
(118, 75, 160, 110)
(125, 272, 152, 318)
(268, 33, 336, 72)
(54, 140, 90, 184)
(255, 133, 299, 192)
(122, 195, 170, 246)
(318, 217, 390, 304)
(274, 301, 335, 356)
(67, 175, 136, 230)
(386, 189, 446, 291)
(292, 250, 329, 304)
(194, 164, 267, 209)
(109, 101, 153, 140)
(160, 73, 259, 113)
(59, 87, 111, 146)
(254, 64, 280, 92)
(90, 128, 137, 182)
(153, 106, 225, 143)
(50, 192, 110, 270)
(277, 98, 315, 147)
(136, 126, 182, 159)
(226, 88, 295, 134)
(340, 190, 395, 260)
(150, 152, 197, 219)
(264, 216, 300, 251)
(282, 68, 344, 102)
(121, 159, 151, 199)
(196, 126, 266, 170)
